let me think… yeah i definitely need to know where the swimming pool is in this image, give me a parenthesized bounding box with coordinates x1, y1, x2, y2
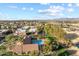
(32, 40, 44, 45)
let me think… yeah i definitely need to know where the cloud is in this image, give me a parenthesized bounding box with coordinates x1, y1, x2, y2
(38, 6, 64, 13)
(38, 5, 65, 17)
(30, 7, 34, 11)
(62, 4, 65, 6)
(0, 13, 10, 20)
(76, 3, 79, 6)
(68, 3, 72, 7)
(40, 3, 50, 5)
(49, 5, 64, 12)
(8, 6, 18, 9)
(67, 8, 74, 13)
(22, 7, 26, 10)
(8, 6, 34, 11)
(48, 13, 64, 16)
(22, 7, 34, 11)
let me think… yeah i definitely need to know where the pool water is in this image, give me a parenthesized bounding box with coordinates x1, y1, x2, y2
(32, 40, 44, 45)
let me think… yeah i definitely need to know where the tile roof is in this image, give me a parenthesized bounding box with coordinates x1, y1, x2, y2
(9, 43, 39, 54)
(23, 44, 39, 53)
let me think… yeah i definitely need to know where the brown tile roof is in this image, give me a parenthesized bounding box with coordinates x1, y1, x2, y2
(9, 44, 39, 54)
(23, 44, 39, 53)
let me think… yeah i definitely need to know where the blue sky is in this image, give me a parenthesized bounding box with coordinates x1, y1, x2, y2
(0, 3, 79, 20)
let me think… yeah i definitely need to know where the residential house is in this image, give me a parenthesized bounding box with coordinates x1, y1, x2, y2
(8, 41, 39, 54)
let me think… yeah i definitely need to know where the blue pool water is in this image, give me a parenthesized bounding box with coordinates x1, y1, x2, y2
(32, 40, 44, 45)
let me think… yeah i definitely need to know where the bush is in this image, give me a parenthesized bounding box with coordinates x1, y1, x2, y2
(1, 51, 17, 56)
(58, 51, 70, 56)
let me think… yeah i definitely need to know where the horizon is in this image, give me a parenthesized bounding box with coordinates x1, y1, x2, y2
(0, 3, 79, 20)
(0, 18, 79, 21)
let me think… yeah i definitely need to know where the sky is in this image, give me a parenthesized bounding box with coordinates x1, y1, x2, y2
(0, 3, 79, 20)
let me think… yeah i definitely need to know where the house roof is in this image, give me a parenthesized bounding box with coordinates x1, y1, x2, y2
(9, 43, 39, 54)
(23, 44, 39, 53)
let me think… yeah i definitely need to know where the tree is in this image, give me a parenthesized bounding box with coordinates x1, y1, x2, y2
(58, 50, 70, 56)
(5, 34, 24, 43)
(0, 45, 6, 55)
(5, 34, 24, 50)
(44, 23, 71, 47)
